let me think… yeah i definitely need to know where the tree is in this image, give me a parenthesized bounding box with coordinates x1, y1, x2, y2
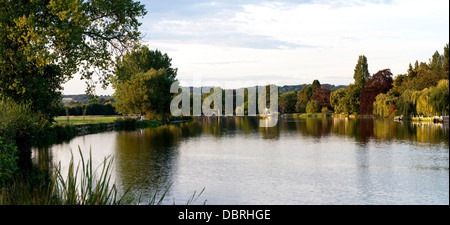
(112, 46, 178, 120)
(296, 85, 313, 113)
(113, 68, 174, 120)
(388, 74, 408, 97)
(114, 46, 177, 84)
(416, 88, 433, 116)
(339, 84, 363, 115)
(330, 88, 346, 113)
(306, 100, 320, 113)
(429, 79, 449, 116)
(353, 55, 370, 88)
(311, 86, 332, 110)
(406, 45, 447, 91)
(311, 80, 321, 91)
(279, 91, 297, 114)
(444, 44, 449, 78)
(359, 69, 393, 115)
(0, 0, 147, 121)
(373, 93, 396, 118)
(396, 89, 415, 119)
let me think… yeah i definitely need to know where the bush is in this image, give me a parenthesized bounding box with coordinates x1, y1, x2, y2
(0, 97, 48, 149)
(0, 138, 19, 186)
(306, 100, 320, 113)
(114, 117, 138, 130)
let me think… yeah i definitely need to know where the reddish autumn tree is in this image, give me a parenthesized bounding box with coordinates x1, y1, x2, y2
(359, 69, 394, 115)
(311, 86, 332, 110)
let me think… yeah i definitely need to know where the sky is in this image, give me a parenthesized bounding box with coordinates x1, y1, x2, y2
(62, 0, 449, 95)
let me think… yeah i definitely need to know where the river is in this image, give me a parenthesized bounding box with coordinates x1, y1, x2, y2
(32, 116, 449, 205)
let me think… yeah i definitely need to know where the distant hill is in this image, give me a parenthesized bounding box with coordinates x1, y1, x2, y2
(278, 84, 348, 94)
(63, 84, 348, 102)
(62, 94, 114, 105)
(185, 83, 348, 95)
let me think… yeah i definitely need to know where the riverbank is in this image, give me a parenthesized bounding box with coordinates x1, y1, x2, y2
(282, 113, 449, 124)
(49, 116, 194, 144)
(282, 113, 332, 119)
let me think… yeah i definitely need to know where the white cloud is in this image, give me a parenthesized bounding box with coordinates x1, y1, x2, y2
(63, 0, 449, 94)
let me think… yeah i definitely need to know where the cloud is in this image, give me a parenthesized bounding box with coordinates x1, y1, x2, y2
(63, 0, 449, 94)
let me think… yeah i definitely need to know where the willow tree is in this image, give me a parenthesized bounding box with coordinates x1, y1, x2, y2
(0, 0, 147, 121)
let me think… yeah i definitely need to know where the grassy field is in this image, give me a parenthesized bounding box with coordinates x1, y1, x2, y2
(54, 116, 119, 125)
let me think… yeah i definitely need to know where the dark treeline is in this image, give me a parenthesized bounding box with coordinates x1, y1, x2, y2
(57, 103, 117, 116)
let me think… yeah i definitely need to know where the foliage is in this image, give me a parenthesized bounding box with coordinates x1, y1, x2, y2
(0, 97, 48, 149)
(113, 46, 177, 84)
(296, 85, 313, 113)
(311, 86, 332, 110)
(0, 63, 64, 122)
(359, 69, 393, 115)
(387, 74, 408, 97)
(415, 88, 433, 116)
(306, 100, 320, 113)
(353, 55, 370, 88)
(395, 89, 415, 119)
(0, 0, 146, 124)
(0, 0, 147, 87)
(279, 91, 297, 114)
(113, 69, 174, 120)
(402, 46, 448, 91)
(112, 46, 178, 121)
(373, 93, 397, 118)
(428, 79, 449, 115)
(0, 138, 19, 186)
(330, 88, 346, 113)
(311, 80, 321, 91)
(339, 84, 363, 115)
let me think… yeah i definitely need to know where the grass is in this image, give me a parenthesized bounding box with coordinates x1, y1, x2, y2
(52, 147, 128, 205)
(54, 116, 118, 125)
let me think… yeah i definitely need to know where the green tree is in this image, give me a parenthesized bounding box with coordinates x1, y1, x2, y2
(339, 84, 363, 115)
(373, 93, 396, 118)
(112, 46, 178, 120)
(0, 97, 47, 149)
(396, 89, 415, 119)
(306, 100, 320, 113)
(113, 69, 174, 120)
(114, 46, 177, 84)
(0, 0, 147, 121)
(429, 79, 449, 116)
(296, 85, 313, 113)
(330, 88, 346, 113)
(353, 55, 370, 88)
(444, 44, 449, 78)
(279, 91, 297, 114)
(415, 88, 433, 116)
(388, 74, 408, 97)
(311, 80, 321, 91)
(406, 45, 447, 91)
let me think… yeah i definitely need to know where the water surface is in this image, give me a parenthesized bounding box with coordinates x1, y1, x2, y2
(32, 117, 449, 205)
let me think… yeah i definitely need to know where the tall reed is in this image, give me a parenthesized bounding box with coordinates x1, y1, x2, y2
(1, 146, 206, 205)
(52, 147, 129, 205)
